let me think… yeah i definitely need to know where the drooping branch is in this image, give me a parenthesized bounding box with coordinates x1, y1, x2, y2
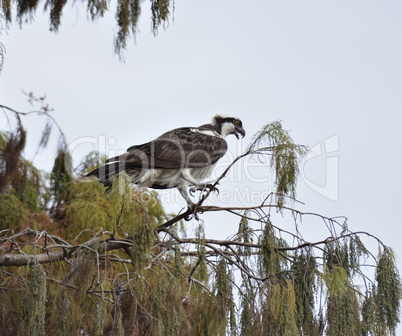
(0, 0, 175, 57)
(0, 204, 385, 271)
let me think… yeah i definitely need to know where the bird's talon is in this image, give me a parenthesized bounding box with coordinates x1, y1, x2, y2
(185, 206, 200, 221)
(189, 187, 196, 197)
(188, 183, 219, 197)
(205, 184, 219, 195)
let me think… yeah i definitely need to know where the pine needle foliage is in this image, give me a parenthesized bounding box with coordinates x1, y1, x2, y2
(248, 121, 307, 208)
(239, 278, 256, 335)
(75, 150, 107, 177)
(326, 284, 360, 336)
(214, 258, 230, 334)
(131, 214, 153, 271)
(259, 220, 280, 278)
(0, 0, 175, 56)
(0, 126, 26, 193)
(236, 215, 253, 257)
(64, 181, 111, 234)
(292, 248, 317, 333)
(373, 248, 402, 335)
(0, 193, 29, 229)
(151, 0, 172, 34)
(259, 220, 288, 279)
(173, 244, 182, 278)
(49, 149, 72, 202)
(0, 129, 49, 215)
(262, 279, 299, 336)
(194, 222, 208, 282)
(11, 160, 45, 212)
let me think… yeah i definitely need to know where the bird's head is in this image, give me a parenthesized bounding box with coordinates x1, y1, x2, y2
(212, 114, 246, 139)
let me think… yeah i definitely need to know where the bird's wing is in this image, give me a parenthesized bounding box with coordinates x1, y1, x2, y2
(108, 127, 227, 169)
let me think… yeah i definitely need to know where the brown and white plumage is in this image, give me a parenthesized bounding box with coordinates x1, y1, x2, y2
(87, 115, 245, 210)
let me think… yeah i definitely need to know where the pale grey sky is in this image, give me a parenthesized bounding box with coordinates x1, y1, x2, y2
(1, 0, 402, 326)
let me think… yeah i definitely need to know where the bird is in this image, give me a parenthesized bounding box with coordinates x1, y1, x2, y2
(87, 114, 245, 211)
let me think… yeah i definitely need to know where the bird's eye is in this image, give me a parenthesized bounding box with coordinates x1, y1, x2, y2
(234, 120, 240, 126)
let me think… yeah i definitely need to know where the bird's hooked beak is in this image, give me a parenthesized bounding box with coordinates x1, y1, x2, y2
(234, 126, 246, 139)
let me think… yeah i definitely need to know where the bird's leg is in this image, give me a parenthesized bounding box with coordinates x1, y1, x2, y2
(180, 170, 219, 196)
(178, 186, 200, 221)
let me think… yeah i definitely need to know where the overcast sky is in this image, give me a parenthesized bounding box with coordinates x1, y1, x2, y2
(1, 0, 402, 321)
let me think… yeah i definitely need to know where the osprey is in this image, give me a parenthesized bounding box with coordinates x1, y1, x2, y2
(87, 115, 245, 210)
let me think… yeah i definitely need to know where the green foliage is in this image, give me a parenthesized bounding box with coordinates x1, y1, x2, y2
(136, 269, 185, 336)
(349, 235, 369, 276)
(63, 172, 166, 237)
(173, 244, 182, 278)
(248, 121, 307, 207)
(0, 0, 174, 55)
(151, 0, 172, 33)
(262, 279, 299, 336)
(259, 220, 280, 278)
(1, 119, 401, 336)
(324, 240, 349, 274)
(115, 0, 133, 53)
(0, 126, 26, 194)
(131, 214, 153, 271)
(240, 278, 255, 335)
(361, 289, 386, 336)
(374, 248, 402, 335)
(236, 214, 253, 257)
(0, 130, 49, 215)
(64, 181, 111, 234)
(108, 176, 135, 233)
(49, 149, 72, 203)
(326, 285, 360, 336)
(320, 262, 361, 336)
(75, 150, 107, 176)
(292, 248, 317, 333)
(0, 193, 29, 229)
(322, 265, 349, 296)
(229, 299, 236, 336)
(214, 258, 230, 334)
(11, 161, 46, 212)
(194, 222, 208, 282)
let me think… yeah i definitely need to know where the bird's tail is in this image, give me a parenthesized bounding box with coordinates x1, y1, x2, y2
(86, 162, 128, 192)
(86, 161, 143, 193)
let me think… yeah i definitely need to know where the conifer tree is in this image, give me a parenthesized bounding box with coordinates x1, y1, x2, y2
(0, 100, 401, 335)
